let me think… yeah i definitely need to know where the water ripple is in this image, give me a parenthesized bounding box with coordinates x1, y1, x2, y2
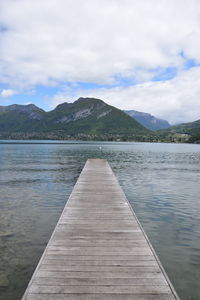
(0, 141, 200, 300)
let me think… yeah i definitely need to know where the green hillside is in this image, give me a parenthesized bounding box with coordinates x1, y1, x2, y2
(0, 97, 155, 141)
(158, 119, 200, 143)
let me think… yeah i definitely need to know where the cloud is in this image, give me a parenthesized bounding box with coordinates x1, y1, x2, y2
(1, 0, 200, 123)
(0, 0, 200, 87)
(0, 89, 17, 98)
(51, 67, 200, 124)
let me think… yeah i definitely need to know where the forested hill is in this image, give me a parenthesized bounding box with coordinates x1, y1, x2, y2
(0, 97, 155, 141)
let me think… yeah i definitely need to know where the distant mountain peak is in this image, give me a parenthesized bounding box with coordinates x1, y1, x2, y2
(26, 103, 38, 108)
(76, 97, 103, 102)
(0, 103, 44, 120)
(75, 97, 106, 106)
(124, 110, 171, 131)
(76, 97, 89, 102)
(54, 102, 70, 111)
(54, 98, 107, 112)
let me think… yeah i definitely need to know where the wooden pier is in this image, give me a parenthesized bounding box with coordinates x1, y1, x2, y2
(22, 159, 179, 300)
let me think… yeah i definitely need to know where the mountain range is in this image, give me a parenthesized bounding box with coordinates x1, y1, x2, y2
(124, 110, 170, 130)
(0, 97, 199, 143)
(0, 98, 153, 141)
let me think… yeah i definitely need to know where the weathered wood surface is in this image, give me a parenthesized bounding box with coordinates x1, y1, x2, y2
(22, 159, 179, 300)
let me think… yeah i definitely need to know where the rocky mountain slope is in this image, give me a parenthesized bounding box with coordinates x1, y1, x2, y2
(0, 98, 154, 141)
(124, 110, 171, 130)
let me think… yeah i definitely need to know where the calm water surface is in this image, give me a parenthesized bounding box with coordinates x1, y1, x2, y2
(0, 141, 200, 300)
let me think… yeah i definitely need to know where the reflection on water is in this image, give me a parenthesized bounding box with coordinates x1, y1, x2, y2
(0, 141, 200, 300)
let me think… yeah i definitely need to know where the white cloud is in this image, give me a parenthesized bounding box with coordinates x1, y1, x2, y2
(0, 89, 17, 98)
(51, 67, 200, 124)
(0, 0, 200, 87)
(1, 0, 200, 123)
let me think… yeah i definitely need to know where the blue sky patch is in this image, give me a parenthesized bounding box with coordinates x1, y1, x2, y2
(180, 50, 200, 69)
(1, 53, 200, 111)
(183, 58, 200, 69)
(152, 67, 177, 81)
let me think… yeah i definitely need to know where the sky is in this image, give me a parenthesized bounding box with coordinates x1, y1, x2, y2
(1, 0, 200, 124)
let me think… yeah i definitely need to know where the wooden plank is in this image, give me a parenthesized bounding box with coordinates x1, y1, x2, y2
(58, 220, 138, 225)
(39, 265, 161, 272)
(35, 270, 164, 279)
(29, 284, 172, 294)
(41, 259, 157, 267)
(25, 294, 176, 300)
(46, 248, 152, 255)
(22, 159, 179, 300)
(50, 240, 148, 247)
(44, 254, 155, 261)
(32, 277, 166, 286)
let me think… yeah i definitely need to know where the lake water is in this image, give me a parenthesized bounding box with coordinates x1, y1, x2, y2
(0, 141, 200, 300)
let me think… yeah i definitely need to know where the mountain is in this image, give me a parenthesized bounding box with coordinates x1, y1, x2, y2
(124, 110, 171, 130)
(158, 119, 200, 143)
(0, 104, 45, 132)
(0, 98, 155, 141)
(0, 104, 44, 119)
